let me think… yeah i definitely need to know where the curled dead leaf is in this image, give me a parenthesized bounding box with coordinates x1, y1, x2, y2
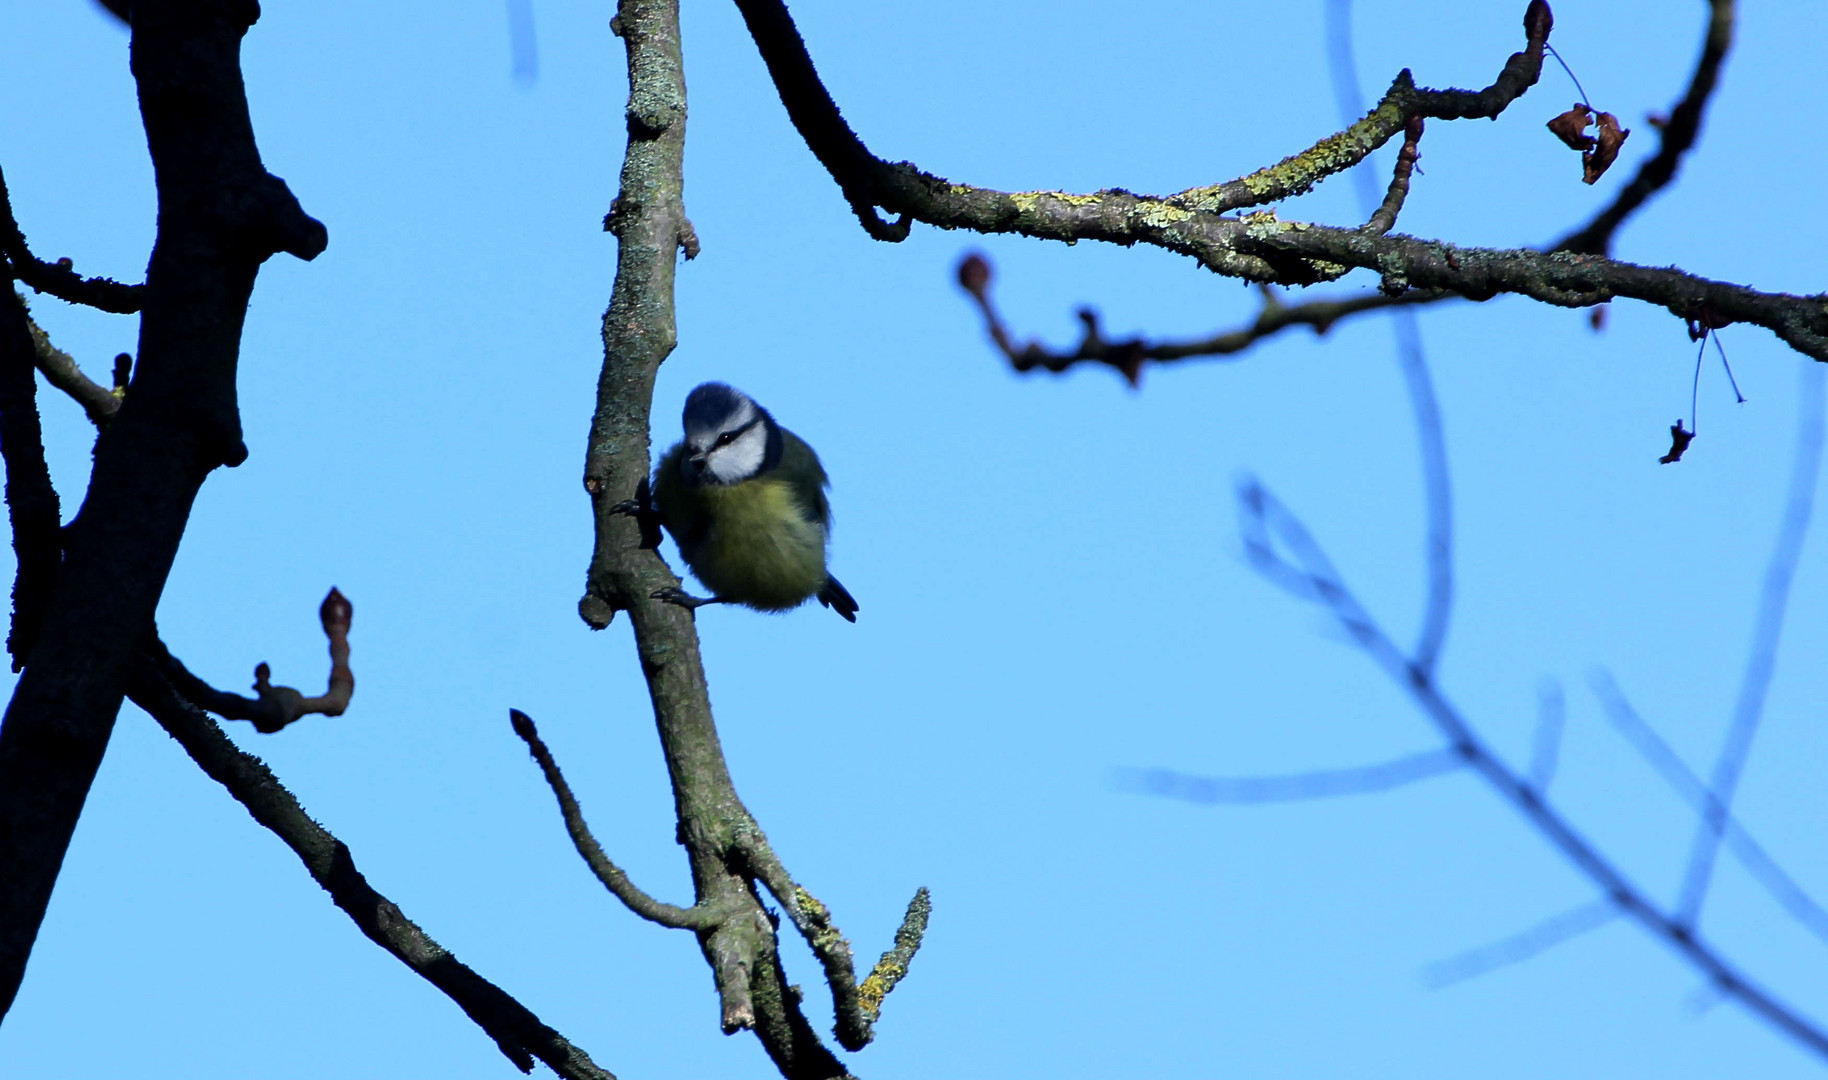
(1583, 111, 1629, 184)
(1659, 420, 1694, 464)
(1547, 104, 1595, 151)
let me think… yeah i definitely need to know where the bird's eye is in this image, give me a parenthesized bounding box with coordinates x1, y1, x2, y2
(715, 431, 737, 447)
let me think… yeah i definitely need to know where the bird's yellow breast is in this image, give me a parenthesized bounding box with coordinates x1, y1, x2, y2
(682, 477, 828, 610)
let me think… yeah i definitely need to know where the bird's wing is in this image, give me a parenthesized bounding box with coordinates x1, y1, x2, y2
(774, 428, 832, 529)
(651, 441, 709, 549)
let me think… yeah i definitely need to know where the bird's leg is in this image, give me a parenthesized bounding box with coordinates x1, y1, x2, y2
(650, 587, 727, 612)
(609, 476, 664, 549)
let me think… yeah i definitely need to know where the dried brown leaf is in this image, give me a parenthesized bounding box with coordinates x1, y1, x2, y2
(1582, 111, 1630, 184)
(1547, 104, 1595, 151)
(1659, 420, 1695, 464)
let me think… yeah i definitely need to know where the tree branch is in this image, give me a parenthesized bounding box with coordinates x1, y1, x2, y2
(1121, 750, 1465, 804)
(1555, 0, 1735, 255)
(1590, 671, 1828, 947)
(0, 166, 144, 314)
(509, 709, 707, 930)
(1678, 362, 1824, 925)
(1236, 477, 1828, 1060)
(19, 304, 122, 427)
(153, 589, 354, 734)
(0, 0, 326, 1019)
(128, 668, 617, 1080)
(574, 1, 924, 1075)
(0, 286, 61, 673)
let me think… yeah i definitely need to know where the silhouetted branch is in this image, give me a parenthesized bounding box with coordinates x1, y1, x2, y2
(0, 286, 60, 672)
(954, 254, 1450, 384)
(1120, 751, 1463, 804)
(1590, 671, 1828, 946)
(129, 669, 617, 1080)
(0, 166, 144, 314)
(1678, 361, 1824, 927)
(509, 709, 705, 930)
(1236, 477, 1828, 1060)
(1422, 899, 1617, 988)
(153, 589, 354, 734)
(0, 0, 328, 1018)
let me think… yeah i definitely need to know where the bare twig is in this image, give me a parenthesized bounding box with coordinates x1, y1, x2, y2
(508, 709, 706, 930)
(1361, 115, 1425, 238)
(0, 166, 144, 314)
(129, 668, 617, 1080)
(1679, 360, 1825, 927)
(1422, 899, 1618, 988)
(954, 254, 1449, 384)
(154, 589, 355, 734)
(1528, 679, 1566, 792)
(1590, 672, 1828, 946)
(1119, 751, 1464, 804)
(17, 296, 120, 426)
(1236, 478, 1828, 1059)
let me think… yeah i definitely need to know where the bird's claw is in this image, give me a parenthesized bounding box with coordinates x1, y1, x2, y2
(651, 587, 720, 612)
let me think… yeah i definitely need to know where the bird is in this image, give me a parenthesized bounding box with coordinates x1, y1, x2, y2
(645, 382, 858, 622)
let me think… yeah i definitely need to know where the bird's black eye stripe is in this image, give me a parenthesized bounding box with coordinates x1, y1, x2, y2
(713, 417, 761, 449)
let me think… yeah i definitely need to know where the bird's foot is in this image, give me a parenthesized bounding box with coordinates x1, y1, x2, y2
(650, 587, 725, 612)
(611, 478, 664, 549)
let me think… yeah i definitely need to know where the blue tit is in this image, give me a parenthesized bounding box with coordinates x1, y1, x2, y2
(648, 382, 858, 622)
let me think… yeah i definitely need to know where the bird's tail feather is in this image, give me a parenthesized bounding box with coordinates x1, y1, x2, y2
(818, 576, 858, 623)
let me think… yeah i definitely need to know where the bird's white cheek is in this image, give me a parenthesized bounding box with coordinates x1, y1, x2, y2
(707, 429, 765, 483)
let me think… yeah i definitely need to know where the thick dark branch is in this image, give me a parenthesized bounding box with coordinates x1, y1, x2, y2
(129, 669, 617, 1080)
(1121, 750, 1464, 804)
(153, 589, 354, 734)
(0, 286, 61, 671)
(1237, 478, 1828, 1060)
(508, 709, 706, 930)
(0, 0, 326, 1020)
(1556, 0, 1734, 254)
(0, 167, 144, 314)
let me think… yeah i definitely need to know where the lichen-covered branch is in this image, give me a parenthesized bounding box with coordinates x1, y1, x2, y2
(129, 669, 618, 1080)
(572, 1, 924, 1075)
(153, 589, 354, 734)
(20, 300, 122, 426)
(747, 0, 1826, 364)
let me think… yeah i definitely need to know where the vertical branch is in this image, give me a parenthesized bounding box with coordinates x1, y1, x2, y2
(1325, 0, 1454, 676)
(577, 2, 852, 1076)
(0, 286, 61, 670)
(1677, 361, 1826, 926)
(0, 0, 325, 1018)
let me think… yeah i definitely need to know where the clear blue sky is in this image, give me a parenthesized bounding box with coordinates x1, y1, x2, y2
(4, 1, 1827, 1077)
